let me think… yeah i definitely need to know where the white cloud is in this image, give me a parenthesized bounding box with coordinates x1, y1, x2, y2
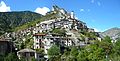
(35, 7, 50, 15)
(97, 2, 101, 6)
(80, 9, 84, 12)
(0, 1, 11, 12)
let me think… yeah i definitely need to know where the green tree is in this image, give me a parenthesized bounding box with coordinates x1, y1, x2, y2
(4, 53, 19, 61)
(77, 39, 112, 61)
(99, 36, 113, 60)
(103, 36, 111, 43)
(77, 49, 88, 61)
(114, 38, 120, 54)
(110, 38, 120, 61)
(61, 49, 71, 61)
(48, 45, 61, 61)
(31, 56, 36, 61)
(69, 46, 78, 61)
(0, 55, 5, 61)
(86, 44, 105, 61)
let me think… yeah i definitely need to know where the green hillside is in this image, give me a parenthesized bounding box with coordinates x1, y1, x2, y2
(14, 10, 60, 32)
(0, 11, 42, 35)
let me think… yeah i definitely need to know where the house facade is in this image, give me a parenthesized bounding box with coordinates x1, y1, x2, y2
(33, 33, 73, 58)
(0, 38, 14, 56)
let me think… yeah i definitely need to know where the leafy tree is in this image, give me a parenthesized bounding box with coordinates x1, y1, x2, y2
(109, 55, 120, 61)
(77, 39, 113, 61)
(48, 45, 61, 61)
(30, 56, 36, 61)
(111, 38, 120, 60)
(0, 55, 5, 61)
(99, 36, 113, 58)
(19, 57, 26, 61)
(86, 44, 105, 61)
(61, 49, 70, 61)
(4, 53, 19, 61)
(103, 36, 112, 43)
(77, 49, 88, 61)
(70, 46, 78, 61)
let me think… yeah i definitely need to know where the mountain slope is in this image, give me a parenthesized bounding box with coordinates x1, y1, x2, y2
(101, 27, 120, 39)
(0, 11, 42, 35)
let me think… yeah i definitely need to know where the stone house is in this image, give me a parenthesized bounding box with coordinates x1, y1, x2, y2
(0, 38, 14, 56)
(17, 48, 37, 61)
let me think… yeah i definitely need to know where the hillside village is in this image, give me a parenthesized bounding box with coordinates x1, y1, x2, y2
(0, 6, 103, 61)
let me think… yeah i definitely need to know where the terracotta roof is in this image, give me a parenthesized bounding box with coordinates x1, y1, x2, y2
(17, 48, 36, 53)
(33, 34, 46, 36)
(0, 38, 12, 42)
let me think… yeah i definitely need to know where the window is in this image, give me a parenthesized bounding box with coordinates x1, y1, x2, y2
(37, 46, 39, 49)
(45, 41, 46, 43)
(51, 42, 53, 44)
(36, 43, 39, 45)
(46, 49, 48, 51)
(39, 39, 41, 42)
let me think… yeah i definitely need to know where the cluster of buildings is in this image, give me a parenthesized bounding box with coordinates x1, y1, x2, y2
(32, 5, 100, 59)
(0, 6, 101, 61)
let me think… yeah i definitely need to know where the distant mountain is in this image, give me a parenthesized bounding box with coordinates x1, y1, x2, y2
(101, 27, 120, 40)
(0, 11, 42, 35)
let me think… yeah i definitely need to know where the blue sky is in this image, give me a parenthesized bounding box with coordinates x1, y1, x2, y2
(0, 0, 120, 32)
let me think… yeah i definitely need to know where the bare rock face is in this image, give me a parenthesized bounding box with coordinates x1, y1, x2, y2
(101, 27, 120, 40)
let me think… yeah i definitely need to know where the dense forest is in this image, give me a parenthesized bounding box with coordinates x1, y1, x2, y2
(0, 11, 42, 35)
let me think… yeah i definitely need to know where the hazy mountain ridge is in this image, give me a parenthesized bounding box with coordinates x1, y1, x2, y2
(101, 27, 120, 40)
